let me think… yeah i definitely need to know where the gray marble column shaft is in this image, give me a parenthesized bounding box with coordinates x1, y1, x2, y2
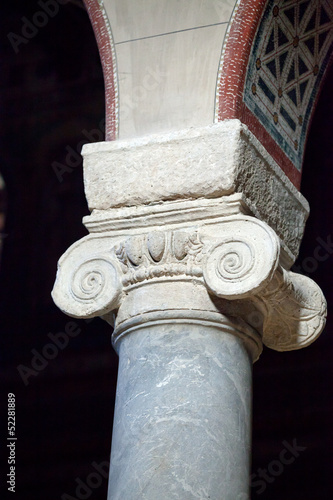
(108, 320, 253, 500)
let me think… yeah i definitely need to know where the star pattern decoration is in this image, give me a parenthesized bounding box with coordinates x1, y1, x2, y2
(244, 0, 333, 170)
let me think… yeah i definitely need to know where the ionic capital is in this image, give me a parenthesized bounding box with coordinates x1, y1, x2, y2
(52, 123, 326, 359)
(52, 207, 326, 356)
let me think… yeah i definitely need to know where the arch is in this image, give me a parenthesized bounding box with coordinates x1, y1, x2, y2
(84, 0, 118, 140)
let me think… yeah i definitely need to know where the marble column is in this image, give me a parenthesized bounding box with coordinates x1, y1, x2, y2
(52, 122, 326, 499)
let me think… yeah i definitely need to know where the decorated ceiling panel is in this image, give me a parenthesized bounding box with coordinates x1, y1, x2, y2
(244, 0, 333, 171)
(217, 0, 333, 186)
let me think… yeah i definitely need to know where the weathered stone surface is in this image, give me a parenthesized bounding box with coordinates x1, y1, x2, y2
(83, 121, 308, 265)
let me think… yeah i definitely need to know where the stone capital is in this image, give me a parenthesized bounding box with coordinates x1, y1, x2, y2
(52, 122, 326, 359)
(81, 120, 309, 267)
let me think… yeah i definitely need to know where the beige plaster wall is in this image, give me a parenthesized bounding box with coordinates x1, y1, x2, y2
(103, 0, 237, 138)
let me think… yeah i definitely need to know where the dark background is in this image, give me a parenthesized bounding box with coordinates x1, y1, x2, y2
(1, 1, 332, 499)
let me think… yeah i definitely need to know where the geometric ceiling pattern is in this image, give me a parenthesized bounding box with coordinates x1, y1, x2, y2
(244, 0, 333, 170)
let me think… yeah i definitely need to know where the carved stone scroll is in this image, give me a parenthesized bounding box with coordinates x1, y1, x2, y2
(52, 212, 326, 353)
